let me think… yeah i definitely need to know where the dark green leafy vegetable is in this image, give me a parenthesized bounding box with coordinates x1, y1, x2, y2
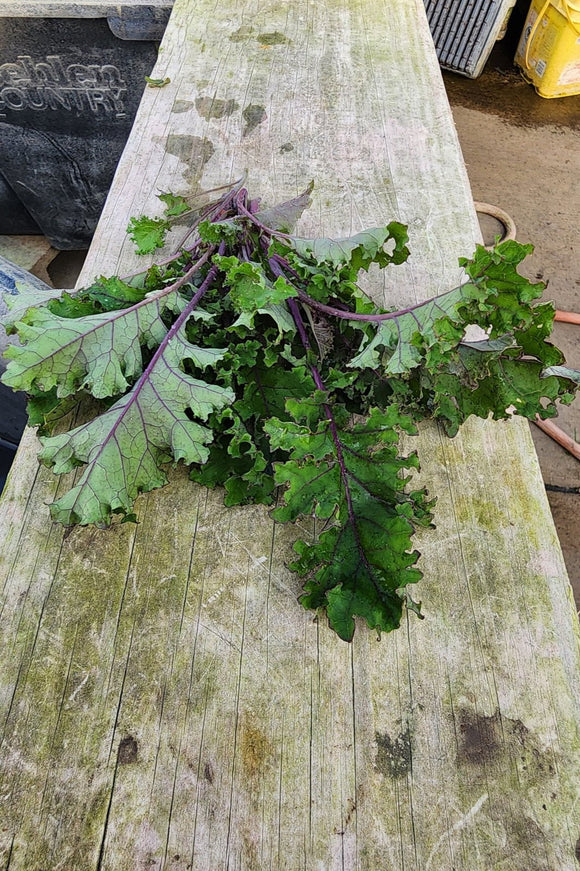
(145, 76, 171, 87)
(38, 328, 233, 525)
(158, 192, 190, 217)
(265, 405, 433, 639)
(2, 182, 578, 640)
(127, 190, 195, 254)
(127, 215, 170, 255)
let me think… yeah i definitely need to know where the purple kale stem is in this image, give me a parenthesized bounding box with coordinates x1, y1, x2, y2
(295, 288, 430, 324)
(130, 243, 226, 383)
(138, 246, 215, 303)
(285, 295, 377, 582)
(126, 241, 226, 399)
(235, 187, 248, 212)
(121, 183, 241, 281)
(177, 184, 242, 252)
(236, 194, 292, 240)
(269, 251, 303, 283)
(64, 242, 227, 487)
(151, 240, 226, 345)
(121, 239, 203, 282)
(269, 249, 445, 326)
(37, 249, 217, 371)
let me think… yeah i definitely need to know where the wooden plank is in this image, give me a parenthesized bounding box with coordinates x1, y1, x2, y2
(1, 0, 579, 868)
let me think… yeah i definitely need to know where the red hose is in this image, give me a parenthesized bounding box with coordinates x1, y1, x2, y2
(533, 417, 580, 462)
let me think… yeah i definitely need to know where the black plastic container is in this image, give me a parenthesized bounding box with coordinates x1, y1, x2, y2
(0, 2, 173, 249)
(0, 174, 41, 235)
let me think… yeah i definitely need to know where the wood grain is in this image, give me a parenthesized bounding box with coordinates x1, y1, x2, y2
(1, 0, 579, 868)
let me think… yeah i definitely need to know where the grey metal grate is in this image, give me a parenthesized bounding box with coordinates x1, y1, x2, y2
(424, 0, 516, 78)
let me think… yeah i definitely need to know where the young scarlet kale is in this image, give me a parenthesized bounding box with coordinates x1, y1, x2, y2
(2, 182, 579, 640)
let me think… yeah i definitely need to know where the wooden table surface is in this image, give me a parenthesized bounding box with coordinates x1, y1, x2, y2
(1, 1, 579, 868)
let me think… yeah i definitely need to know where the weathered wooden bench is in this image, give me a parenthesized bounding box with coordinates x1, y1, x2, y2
(1, 0, 579, 868)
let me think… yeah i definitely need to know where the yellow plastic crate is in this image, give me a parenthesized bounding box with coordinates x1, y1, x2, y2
(515, 0, 580, 97)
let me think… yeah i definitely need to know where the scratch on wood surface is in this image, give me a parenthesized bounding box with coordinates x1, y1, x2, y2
(425, 794, 489, 871)
(2, 742, 37, 776)
(200, 528, 295, 613)
(67, 672, 89, 704)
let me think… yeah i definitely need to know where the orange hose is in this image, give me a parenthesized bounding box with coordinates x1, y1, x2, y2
(533, 416, 580, 461)
(554, 310, 580, 325)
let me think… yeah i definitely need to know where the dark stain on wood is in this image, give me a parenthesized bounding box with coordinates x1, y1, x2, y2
(334, 797, 357, 834)
(117, 735, 138, 765)
(195, 96, 240, 120)
(375, 726, 411, 778)
(455, 705, 565, 866)
(458, 709, 502, 765)
(172, 99, 194, 114)
(204, 761, 215, 784)
(257, 32, 291, 46)
(457, 709, 554, 772)
(166, 134, 215, 170)
(242, 105, 266, 137)
(241, 722, 271, 778)
(229, 25, 255, 42)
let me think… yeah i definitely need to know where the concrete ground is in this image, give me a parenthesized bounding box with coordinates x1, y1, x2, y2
(443, 10, 580, 609)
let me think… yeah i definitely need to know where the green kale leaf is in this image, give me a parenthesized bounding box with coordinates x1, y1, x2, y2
(127, 215, 170, 254)
(38, 326, 233, 525)
(265, 405, 434, 640)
